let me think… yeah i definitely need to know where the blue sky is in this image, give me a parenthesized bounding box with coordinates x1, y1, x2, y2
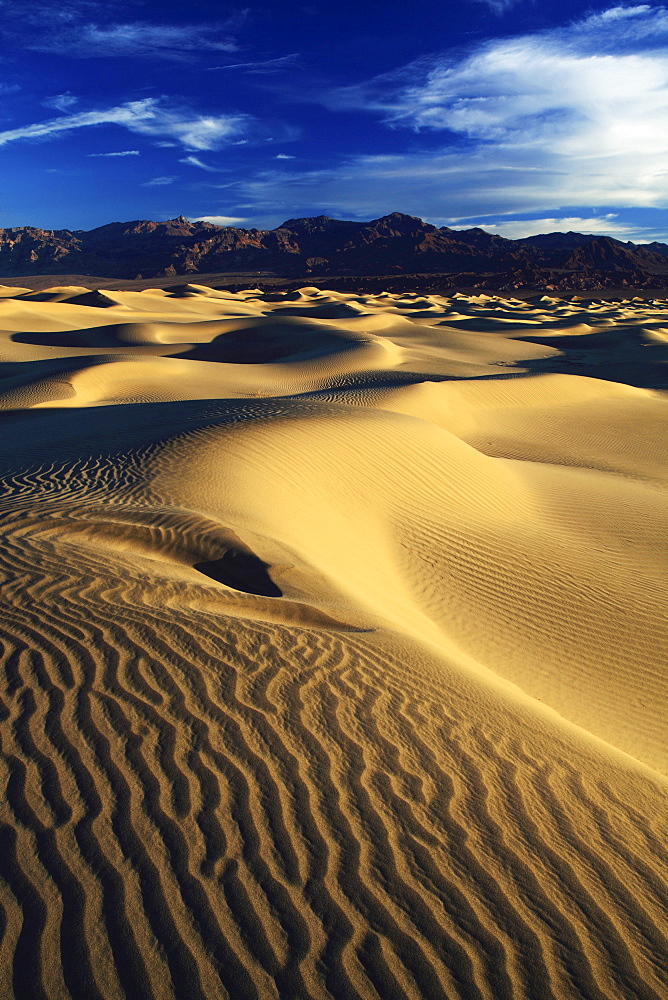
(1, 0, 667, 241)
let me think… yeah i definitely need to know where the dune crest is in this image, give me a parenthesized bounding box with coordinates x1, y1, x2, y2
(1, 285, 667, 1000)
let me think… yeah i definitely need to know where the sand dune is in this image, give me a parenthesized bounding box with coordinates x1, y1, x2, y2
(0, 284, 666, 1000)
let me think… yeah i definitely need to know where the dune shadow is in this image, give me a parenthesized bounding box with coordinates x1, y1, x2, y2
(515, 328, 668, 388)
(175, 324, 359, 364)
(194, 549, 282, 597)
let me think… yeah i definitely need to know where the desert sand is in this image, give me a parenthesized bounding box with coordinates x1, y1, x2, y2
(0, 283, 666, 1000)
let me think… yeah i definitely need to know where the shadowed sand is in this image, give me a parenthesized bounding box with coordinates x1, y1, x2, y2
(0, 283, 666, 1000)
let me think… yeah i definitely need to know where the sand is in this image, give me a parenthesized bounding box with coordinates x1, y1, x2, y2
(0, 283, 666, 1000)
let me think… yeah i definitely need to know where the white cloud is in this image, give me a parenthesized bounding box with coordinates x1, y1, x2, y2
(142, 176, 178, 186)
(179, 155, 219, 171)
(166, 115, 248, 151)
(190, 215, 247, 226)
(450, 216, 637, 240)
(275, 153, 295, 159)
(44, 93, 78, 112)
(382, 45, 668, 160)
(0, 99, 252, 151)
(88, 149, 139, 157)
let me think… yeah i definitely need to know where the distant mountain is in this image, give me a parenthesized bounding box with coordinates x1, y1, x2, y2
(518, 231, 600, 249)
(641, 241, 668, 259)
(0, 212, 667, 290)
(562, 236, 668, 272)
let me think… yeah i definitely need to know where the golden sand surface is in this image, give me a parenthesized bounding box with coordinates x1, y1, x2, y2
(0, 283, 666, 1000)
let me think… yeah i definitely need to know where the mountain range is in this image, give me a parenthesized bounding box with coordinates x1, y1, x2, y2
(1, 211, 667, 291)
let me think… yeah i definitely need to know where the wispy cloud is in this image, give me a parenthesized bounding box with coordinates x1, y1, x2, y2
(163, 113, 251, 150)
(43, 93, 79, 112)
(179, 155, 219, 171)
(142, 176, 178, 186)
(573, 4, 668, 47)
(0, 1, 250, 59)
(0, 98, 253, 151)
(0, 0, 107, 25)
(275, 153, 295, 160)
(44, 22, 237, 59)
(468, 0, 524, 14)
(88, 149, 139, 157)
(15, 12, 243, 60)
(207, 53, 300, 73)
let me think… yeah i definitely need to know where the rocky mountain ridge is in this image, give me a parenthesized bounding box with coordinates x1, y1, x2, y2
(1, 211, 667, 289)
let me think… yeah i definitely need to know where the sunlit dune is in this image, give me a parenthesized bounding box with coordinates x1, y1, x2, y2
(1, 284, 666, 1000)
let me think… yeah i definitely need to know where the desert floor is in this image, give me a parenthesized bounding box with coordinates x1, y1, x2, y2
(0, 283, 666, 1000)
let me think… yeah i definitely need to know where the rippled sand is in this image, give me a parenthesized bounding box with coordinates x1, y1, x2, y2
(0, 283, 666, 1000)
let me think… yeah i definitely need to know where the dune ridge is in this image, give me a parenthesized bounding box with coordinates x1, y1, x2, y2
(0, 284, 666, 1000)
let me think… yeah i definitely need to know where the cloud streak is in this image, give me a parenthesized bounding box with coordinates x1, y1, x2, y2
(142, 176, 178, 186)
(88, 149, 139, 157)
(179, 155, 219, 171)
(207, 53, 300, 73)
(0, 99, 252, 151)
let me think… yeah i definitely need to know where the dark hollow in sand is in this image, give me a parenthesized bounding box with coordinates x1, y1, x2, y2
(195, 549, 282, 597)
